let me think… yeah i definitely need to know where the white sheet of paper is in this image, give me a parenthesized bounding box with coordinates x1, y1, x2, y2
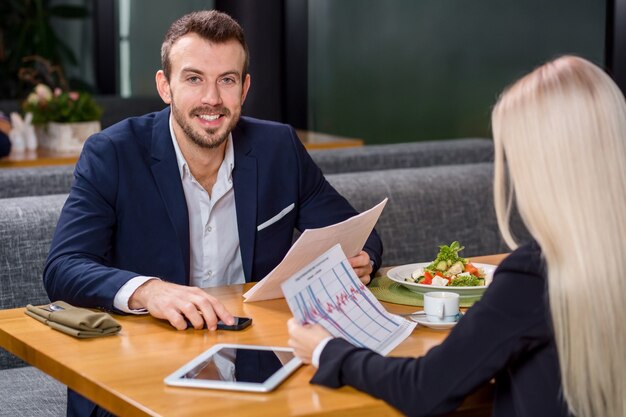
(281, 244, 416, 355)
(243, 198, 387, 302)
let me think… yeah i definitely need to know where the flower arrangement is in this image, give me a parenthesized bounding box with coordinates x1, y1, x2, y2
(16, 57, 103, 152)
(21, 84, 103, 125)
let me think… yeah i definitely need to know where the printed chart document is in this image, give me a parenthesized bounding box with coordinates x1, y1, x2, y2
(281, 244, 416, 355)
(243, 198, 387, 302)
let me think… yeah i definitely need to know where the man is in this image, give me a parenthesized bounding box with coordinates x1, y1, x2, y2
(44, 10, 382, 417)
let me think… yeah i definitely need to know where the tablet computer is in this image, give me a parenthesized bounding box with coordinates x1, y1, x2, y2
(164, 344, 302, 392)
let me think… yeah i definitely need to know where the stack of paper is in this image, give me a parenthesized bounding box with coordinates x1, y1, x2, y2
(281, 244, 415, 355)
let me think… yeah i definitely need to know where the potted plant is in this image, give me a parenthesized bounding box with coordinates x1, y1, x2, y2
(18, 56, 102, 152)
(22, 82, 102, 152)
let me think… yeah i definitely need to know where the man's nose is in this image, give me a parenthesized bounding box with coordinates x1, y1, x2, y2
(201, 83, 222, 106)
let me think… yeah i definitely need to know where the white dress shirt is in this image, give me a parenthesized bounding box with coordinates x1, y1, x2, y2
(113, 116, 244, 313)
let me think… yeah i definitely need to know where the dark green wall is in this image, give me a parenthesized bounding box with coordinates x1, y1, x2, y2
(308, 0, 605, 143)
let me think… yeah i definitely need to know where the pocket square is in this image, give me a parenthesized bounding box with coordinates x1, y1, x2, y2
(25, 301, 121, 339)
(257, 203, 295, 231)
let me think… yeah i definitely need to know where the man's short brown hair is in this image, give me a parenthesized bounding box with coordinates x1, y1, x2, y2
(161, 10, 249, 80)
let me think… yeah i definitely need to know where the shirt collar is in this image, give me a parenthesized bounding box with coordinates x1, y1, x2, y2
(168, 115, 235, 181)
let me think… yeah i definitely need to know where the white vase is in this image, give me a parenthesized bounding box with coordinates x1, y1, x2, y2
(36, 121, 101, 153)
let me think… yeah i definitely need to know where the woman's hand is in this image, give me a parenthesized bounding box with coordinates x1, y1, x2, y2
(287, 318, 332, 365)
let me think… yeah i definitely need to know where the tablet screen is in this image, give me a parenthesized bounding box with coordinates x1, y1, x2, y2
(164, 344, 302, 392)
(182, 347, 293, 383)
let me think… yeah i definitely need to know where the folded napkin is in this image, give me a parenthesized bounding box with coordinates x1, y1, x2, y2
(25, 301, 121, 338)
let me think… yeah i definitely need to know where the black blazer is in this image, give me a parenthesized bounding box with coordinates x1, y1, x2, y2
(312, 241, 570, 417)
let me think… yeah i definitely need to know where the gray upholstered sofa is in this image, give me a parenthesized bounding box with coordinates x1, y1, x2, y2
(0, 165, 75, 199)
(1, 158, 525, 417)
(0, 139, 493, 199)
(0, 194, 68, 417)
(328, 162, 524, 265)
(309, 138, 493, 174)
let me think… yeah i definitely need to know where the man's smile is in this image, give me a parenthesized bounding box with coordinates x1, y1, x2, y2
(198, 114, 220, 121)
(193, 109, 229, 128)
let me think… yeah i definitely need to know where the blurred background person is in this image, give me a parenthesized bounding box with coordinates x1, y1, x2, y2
(0, 112, 11, 157)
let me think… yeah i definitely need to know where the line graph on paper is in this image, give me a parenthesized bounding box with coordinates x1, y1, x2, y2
(281, 244, 416, 355)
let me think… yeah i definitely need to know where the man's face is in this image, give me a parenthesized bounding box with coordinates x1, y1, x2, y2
(156, 34, 250, 149)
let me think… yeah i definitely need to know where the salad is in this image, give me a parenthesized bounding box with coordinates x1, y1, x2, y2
(405, 241, 486, 287)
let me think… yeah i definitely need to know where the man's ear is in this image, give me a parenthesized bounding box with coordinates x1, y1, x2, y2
(241, 74, 251, 104)
(155, 70, 172, 104)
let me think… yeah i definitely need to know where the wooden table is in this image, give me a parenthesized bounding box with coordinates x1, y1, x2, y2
(0, 254, 506, 417)
(0, 131, 363, 168)
(0, 148, 79, 168)
(295, 130, 363, 150)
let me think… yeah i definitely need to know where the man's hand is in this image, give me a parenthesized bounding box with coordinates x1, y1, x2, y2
(348, 250, 373, 285)
(287, 318, 332, 364)
(129, 280, 234, 330)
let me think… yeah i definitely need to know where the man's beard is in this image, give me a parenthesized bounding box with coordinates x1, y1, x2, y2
(171, 100, 240, 149)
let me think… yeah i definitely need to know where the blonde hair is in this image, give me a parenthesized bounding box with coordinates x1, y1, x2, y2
(492, 56, 626, 417)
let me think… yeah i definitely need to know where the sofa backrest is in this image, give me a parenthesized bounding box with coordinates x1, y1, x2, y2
(0, 165, 75, 198)
(0, 193, 66, 369)
(310, 138, 493, 174)
(0, 139, 493, 198)
(326, 162, 529, 266)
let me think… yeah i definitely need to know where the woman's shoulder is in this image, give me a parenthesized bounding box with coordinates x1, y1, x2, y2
(481, 240, 547, 316)
(497, 240, 545, 278)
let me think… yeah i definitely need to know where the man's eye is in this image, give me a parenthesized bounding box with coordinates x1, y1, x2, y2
(187, 76, 201, 84)
(220, 77, 236, 85)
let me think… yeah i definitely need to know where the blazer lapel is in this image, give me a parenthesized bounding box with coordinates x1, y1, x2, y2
(148, 108, 191, 283)
(232, 123, 257, 282)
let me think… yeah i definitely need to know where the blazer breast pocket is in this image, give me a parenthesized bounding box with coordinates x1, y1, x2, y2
(257, 203, 295, 232)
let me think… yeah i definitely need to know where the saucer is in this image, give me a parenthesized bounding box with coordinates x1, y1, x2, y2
(410, 312, 463, 330)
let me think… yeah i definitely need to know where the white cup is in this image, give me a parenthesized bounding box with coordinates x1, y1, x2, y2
(423, 292, 460, 323)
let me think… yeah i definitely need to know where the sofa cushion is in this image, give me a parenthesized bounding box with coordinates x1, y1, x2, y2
(310, 138, 493, 174)
(0, 366, 66, 417)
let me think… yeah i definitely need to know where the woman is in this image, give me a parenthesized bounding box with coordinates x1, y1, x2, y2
(287, 56, 626, 417)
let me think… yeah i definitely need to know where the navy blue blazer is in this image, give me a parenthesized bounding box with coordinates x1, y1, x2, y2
(44, 108, 382, 310)
(312, 241, 569, 417)
(44, 108, 382, 417)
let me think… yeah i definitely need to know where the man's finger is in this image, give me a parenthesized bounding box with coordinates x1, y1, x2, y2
(348, 251, 370, 268)
(194, 303, 218, 330)
(179, 300, 207, 329)
(205, 296, 234, 327)
(165, 310, 189, 331)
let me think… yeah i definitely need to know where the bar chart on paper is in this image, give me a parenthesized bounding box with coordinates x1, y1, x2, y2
(281, 244, 415, 355)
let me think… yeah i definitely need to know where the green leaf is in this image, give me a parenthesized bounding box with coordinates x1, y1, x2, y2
(425, 241, 467, 271)
(449, 275, 480, 287)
